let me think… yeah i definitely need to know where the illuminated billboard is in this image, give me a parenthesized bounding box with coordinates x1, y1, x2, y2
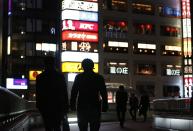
(29, 70, 42, 81)
(6, 78, 28, 89)
(62, 0, 98, 12)
(62, 20, 98, 32)
(61, 51, 99, 62)
(62, 62, 98, 73)
(62, 31, 98, 42)
(61, 10, 98, 22)
(62, 41, 98, 52)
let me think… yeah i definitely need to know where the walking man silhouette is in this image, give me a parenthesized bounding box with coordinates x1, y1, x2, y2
(129, 93, 138, 121)
(36, 56, 69, 131)
(139, 93, 150, 122)
(70, 58, 108, 131)
(116, 85, 128, 128)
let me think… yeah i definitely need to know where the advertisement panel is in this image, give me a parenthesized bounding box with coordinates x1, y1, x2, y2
(61, 10, 98, 22)
(62, 0, 98, 12)
(62, 20, 98, 32)
(62, 31, 98, 42)
(62, 62, 98, 73)
(62, 41, 98, 52)
(6, 78, 28, 89)
(29, 70, 42, 81)
(61, 51, 99, 62)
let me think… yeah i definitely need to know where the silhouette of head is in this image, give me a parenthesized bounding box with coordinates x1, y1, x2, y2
(81, 58, 94, 72)
(44, 56, 55, 70)
(119, 85, 124, 90)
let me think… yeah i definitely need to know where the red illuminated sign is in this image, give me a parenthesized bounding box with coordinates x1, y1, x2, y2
(62, 31, 98, 42)
(62, 20, 98, 32)
(182, 0, 191, 18)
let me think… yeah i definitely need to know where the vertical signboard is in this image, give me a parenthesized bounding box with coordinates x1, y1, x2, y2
(181, 0, 192, 97)
(61, 0, 99, 78)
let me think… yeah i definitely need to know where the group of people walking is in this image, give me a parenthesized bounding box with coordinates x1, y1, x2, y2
(36, 57, 108, 131)
(35, 56, 150, 131)
(116, 86, 150, 128)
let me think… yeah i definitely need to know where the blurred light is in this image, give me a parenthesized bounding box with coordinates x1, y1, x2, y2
(7, 36, 11, 55)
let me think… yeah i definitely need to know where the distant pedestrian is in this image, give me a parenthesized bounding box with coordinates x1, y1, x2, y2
(129, 93, 138, 121)
(138, 93, 150, 122)
(116, 85, 128, 128)
(36, 56, 69, 131)
(70, 58, 108, 131)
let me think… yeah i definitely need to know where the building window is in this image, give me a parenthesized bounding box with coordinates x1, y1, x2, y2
(132, 3, 154, 15)
(158, 6, 181, 18)
(135, 64, 156, 75)
(103, 0, 127, 11)
(161, 45, 182, 56)
(133, 42, 156, 55)
(136, 84, 155, 97)
(103, 41, 128, 53)
(160, 25, 181, 37)
(133, 23, 155, 35)
(105, 61, 128, 75)
(163, 85, 180, 97)
(162, 65, 181, 76)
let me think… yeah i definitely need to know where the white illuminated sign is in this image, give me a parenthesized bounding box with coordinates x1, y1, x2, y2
(6, 78, 28, 89)
(61, 10, 98, 22)
(68, 73, 77, 82)
(110, 67, 128, 74)
(62, 0, 98, 12)
(61, 51, 98, 62)
(108, 41, 128, 47)
(166, 69, 181, 76)
(36, 43, 56, 52)
(165, 45, 181, 51)
(138, 43, 156, 49)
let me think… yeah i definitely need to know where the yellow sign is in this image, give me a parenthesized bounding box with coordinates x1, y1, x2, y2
(29, 70, 42, 80)
(62, 62, 98, 73)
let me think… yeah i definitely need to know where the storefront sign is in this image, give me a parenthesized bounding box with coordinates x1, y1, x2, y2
(62, 41, 98, 52)
(166, 69, 181, 76)
(110, 67, 128, 74)
(61, 51, 99, 62)
(62, 62, 98, 73)
(62, 0, 98, 12)
(62, 31, 98, 42)
(62, 10, 98, 22)
(6, 78, 28, 89)
(62, 20, 98, 32)
(29, 70, 42, 80)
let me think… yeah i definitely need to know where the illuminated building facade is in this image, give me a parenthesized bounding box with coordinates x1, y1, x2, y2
(2, 0, 61, 99)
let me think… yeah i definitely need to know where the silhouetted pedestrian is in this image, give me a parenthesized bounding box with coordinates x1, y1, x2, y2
(36, 56, 69, 131)
(138, 93, 150, 122)
(116, 85, 128, 128)
(129, 93, 138, 121)
(70, 59, 108, 131)
(190, 92, 193, 115)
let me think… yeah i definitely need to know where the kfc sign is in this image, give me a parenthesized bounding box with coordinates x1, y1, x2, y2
(62, 31, 98, 42)
(110, 67, 128, 74)
(62, 10, 98, 22)
(62, 20, 98, 32)
(62, 0, 98, 12)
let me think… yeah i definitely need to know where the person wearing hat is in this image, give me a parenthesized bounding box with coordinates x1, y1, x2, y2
(70, 58, 108, 131)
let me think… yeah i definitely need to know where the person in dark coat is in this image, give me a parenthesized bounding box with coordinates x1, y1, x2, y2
(190, 92, 193, 115)
(138, 93, 150, 122)
(36, 56, 69, 131)
(70, 58, 108, 131)
(129, 93, 138, 121)
(116, 85, 128, 128)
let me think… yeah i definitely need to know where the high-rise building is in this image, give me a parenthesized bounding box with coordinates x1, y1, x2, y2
(2, 0, 60, 100)
(1, 0, 192, 101)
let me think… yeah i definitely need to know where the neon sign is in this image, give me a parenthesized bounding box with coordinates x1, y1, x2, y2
(62, 20, 98, 32)
(62, 0, 98, 12)
(61, 10, 98, 22)
(61, 51, 99, 62)
(62, 31, 98, 42)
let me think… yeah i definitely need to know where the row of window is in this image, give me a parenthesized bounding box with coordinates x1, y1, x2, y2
(104, 62, 181, 76)
(103, 21, 181, 37)
(108, 84, 180, 102)
(103, 0, 181, 18)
